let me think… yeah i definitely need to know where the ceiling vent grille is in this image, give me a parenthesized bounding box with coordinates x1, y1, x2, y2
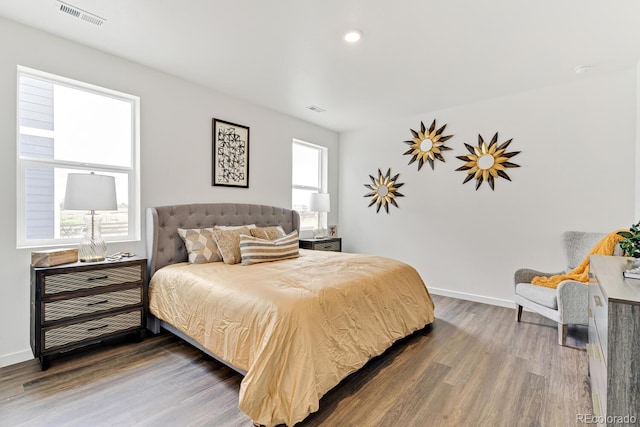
(56, 1, 106, 26)
(306, 105, 327, 113)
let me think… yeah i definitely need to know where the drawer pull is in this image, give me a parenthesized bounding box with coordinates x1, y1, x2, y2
(588, 308, 592, 318)
(87, 324, 108, 332)
(594, 295, 603, 307)
(86, 299, 109, 307)
(87, 275, 109, 282)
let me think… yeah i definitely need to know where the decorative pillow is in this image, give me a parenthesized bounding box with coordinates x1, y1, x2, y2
(250, 225, 286, 241)
(177, 228, 221, 263)
(214, 224, 256, 230)
(211, 227, 252, 265)
(240, 231, 300, 265)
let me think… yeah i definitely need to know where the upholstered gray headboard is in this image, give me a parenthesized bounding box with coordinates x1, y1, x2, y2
(146, 203, 300, 278)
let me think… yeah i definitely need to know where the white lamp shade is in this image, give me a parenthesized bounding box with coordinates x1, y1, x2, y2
(309, 192, 330, 213)
(64, 173, 117, 211)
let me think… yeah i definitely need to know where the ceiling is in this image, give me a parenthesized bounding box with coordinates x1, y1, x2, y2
(1, 0, 640, 132)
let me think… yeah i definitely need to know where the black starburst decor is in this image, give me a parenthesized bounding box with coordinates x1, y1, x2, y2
(403, 120, 453, 171)
(364, 168, 405, 214)
(455, 132, 520, 190)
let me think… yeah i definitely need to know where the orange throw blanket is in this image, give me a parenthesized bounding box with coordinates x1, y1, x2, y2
(531, 230, 624, 289)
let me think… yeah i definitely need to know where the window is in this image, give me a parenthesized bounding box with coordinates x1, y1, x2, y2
(16, 66, 140, 248)
(292, 139, 328, 230)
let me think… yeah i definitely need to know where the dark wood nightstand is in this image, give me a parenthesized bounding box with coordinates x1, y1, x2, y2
(30, 256, 147, 370)
(299, 237, 342, 252)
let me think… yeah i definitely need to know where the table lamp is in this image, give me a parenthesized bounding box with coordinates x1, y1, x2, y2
(64, 172, 117, 262)
(309, 192, 330, 238)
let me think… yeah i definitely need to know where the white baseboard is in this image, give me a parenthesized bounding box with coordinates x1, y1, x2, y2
(0, 349, 33, 368)
(428, 287, 515, 309)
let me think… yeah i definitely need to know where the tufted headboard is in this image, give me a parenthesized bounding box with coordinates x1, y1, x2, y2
(146, 203, 300, 278)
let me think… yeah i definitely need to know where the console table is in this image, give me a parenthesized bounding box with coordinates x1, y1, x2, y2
(588, 255, 640, 425)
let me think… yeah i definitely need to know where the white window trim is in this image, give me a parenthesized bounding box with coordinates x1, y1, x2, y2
(16, 66, 141, 249)
(292, 139, 328, 231)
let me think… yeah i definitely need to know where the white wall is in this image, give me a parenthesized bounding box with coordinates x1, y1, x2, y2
(0, 18, 338, 366)
(339, 68, 636, 306)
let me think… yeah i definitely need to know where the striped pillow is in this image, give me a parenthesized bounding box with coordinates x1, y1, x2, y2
(240, 231, 300, 265)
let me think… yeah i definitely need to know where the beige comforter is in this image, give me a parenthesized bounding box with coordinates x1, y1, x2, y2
(149, 249, 435, 426)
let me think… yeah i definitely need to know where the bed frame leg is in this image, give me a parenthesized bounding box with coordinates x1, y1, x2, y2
(147, 313, 161, 334)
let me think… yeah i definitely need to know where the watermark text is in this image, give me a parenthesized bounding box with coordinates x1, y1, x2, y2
(576, 414, 637, 424)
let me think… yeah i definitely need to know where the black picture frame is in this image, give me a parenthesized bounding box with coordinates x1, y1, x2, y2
(212, 118, 250, 188)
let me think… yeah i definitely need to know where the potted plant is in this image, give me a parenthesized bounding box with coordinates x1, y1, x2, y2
(617, 221, 640, 257)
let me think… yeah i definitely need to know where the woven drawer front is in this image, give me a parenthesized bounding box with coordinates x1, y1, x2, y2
(44, 310, 141, 350)
(44, 288, 142, 322)
(316, 241, 340, 251)
(44, 265, 142, 294)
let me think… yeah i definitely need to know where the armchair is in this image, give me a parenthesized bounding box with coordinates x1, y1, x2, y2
(514, 231, 608, 346)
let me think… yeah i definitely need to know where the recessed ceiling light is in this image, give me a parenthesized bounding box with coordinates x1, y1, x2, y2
(344, 29, 362, 43)
(574, 65, 592, 74)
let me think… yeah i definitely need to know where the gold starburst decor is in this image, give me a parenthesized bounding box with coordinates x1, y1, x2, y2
(403, 120, 453, 170)
(455, 132, 520, 191)
(364, 168, 405, 214)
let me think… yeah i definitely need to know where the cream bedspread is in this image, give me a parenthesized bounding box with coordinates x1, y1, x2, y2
(149, 249, 435, 426)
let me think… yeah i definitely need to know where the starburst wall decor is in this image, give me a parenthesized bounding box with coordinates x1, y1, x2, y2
(364, 168, 405, 214)
(403, 120, 453, 171)
(455, 132, 520, 190)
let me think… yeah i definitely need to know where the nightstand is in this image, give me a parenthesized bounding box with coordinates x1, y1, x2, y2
(299, 237, 342, 252)
(30, 257, 147, 370)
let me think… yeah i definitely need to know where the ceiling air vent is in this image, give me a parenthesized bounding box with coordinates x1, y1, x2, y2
(306, 105, 327, 113)
(56, 1, 106, 26)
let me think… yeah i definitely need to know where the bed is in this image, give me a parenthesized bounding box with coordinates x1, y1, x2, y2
(146, 203, 435, 426)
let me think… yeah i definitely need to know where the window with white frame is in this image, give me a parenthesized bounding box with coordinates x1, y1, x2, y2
(292, 139, 328, 230)
(16, 66, 140, 248)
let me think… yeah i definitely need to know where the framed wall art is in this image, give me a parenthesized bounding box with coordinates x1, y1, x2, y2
(212, 118, 250, 188)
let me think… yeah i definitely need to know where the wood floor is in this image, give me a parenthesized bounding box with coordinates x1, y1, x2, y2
(0, 295, 592, 427)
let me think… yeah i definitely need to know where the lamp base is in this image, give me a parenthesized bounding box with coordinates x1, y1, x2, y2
(78, 213, 107, 262)
(313, 228, 327, 239)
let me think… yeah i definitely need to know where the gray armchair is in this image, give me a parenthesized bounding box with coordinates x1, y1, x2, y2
(514, 231, 610, 346)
